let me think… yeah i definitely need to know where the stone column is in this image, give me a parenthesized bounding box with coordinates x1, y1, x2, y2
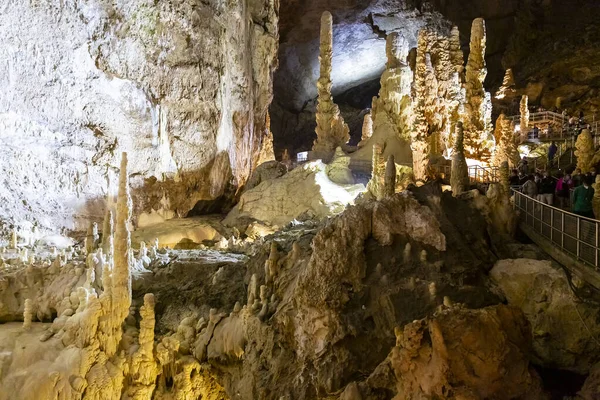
(312, 11, 349, 160)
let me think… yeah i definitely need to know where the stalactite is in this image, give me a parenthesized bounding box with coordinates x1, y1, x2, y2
(411, 32, 433, 181)
(312, 11, 349, 159)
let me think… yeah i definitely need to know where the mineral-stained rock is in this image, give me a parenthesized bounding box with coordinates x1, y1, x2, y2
(491, 259, 600, 373)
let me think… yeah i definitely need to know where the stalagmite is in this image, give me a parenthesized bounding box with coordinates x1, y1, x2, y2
(451, 122, 469, 196)
(257, 112, 276, 165)
(575, 129, 594, 173)
(384, 155, 396, 198)
(312, 11, 349, 159)
(464, 18, 493, 160)
(449, 26, 464, 75)
(23, 298, 33, 330)
(411, 37, 433, 182)
(493, 114, 520, 169)
(10, 229, 17, 249)
(127, 293, 159, 398)
(520, 95, 529, 132)
(499, 161, 510, 196)
(358, 112, 373, 148)
(367, 143, 385, 200)
(102, 207, 114, 256)
(495, 69, 516, 100)
(85, 222, 98, 255)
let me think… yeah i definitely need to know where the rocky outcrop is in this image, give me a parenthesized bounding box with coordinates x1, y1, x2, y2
(491, 259, 600, 373)
(224, 161, 364, 227)
(0, 0, 279, 233)
(342, 304, 547, 399)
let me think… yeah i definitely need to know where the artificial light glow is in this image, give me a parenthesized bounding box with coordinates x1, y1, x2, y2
(514, 124, 520, 132)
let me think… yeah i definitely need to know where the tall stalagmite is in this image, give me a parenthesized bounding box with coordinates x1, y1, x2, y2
(411, 32, 434, 182)
(493, 114, 520, 169)
(312, 11, 349, 160)
(371, 32, 413, 141)
(520, 95, 530, 133)
(576, 129, 594, 173)
(108, 151, 133, 356)
(451, 122, 469, 196)
(464, 18, 492, 160)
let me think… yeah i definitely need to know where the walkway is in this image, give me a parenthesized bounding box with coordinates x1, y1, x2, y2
(513, 190, 600, 289)
(508, 111, 600, 147)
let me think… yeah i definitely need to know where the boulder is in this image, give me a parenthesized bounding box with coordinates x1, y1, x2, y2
(491, 259, 600, 373)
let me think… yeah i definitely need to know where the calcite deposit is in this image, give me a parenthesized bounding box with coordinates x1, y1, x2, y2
(576, 129, 595, 173)
(0, 0, 279, 233)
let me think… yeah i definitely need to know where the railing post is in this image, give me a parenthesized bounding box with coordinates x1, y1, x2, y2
(594, 222, 598, 269)
(577, 217, 581, 259)
(551, 208, 554, 242)
(561, 212, 565, 247)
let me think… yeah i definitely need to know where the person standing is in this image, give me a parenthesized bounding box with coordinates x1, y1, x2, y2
(555, 172, 573, 209)
(539, 171, 555, 205)
(548, 141, 557, 167)
(572, 175, 595, 218)
(533, 125, 540, 139)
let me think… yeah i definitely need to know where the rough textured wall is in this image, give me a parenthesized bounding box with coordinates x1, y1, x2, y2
(0, 0, 278, 233)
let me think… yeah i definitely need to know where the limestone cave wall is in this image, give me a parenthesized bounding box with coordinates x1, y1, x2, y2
(0, 0, 278, 234)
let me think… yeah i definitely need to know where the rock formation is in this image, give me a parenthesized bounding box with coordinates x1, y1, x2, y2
(576, 129, 595, 173)
(451, 122, 469, 196)
(256, 112, 276, 166)
(493, 114, 521, 168)
(384, 156, 397, 198)
(312, 11, 350, 160)
(326, 147, 355, 185)
(225, 160, 364, 227)
(491, 259, 600, 373)
(495, 68, 517, 100)
(0, 0, 279, 233)
(357, 112, 373, 148)
(464, 18, 493, 160)
(367, 143, 386, 200)
(520, 95, 530, 132)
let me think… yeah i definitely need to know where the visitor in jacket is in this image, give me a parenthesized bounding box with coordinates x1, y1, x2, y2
(572, 175, 595, 219)
(538, 171, 555, 205)
(555, 173, 573, 208)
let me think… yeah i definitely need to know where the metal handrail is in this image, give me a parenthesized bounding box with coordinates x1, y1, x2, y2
(513, 189, 600, 269)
